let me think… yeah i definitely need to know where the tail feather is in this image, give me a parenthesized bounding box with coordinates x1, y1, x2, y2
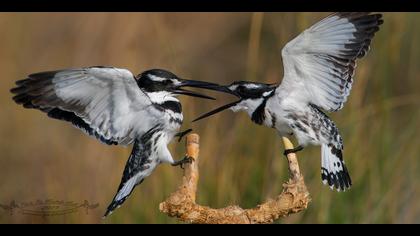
(103, 179, 144, 218)
(321, 144, 352, 191)
(103, 126, 163, 218)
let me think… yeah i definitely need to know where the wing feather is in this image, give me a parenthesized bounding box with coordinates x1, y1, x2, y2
(11, 67, 158, 145)
(279, 12, 383, 111)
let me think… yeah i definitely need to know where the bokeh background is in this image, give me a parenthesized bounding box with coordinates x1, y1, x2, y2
(0, 12, 419, 224)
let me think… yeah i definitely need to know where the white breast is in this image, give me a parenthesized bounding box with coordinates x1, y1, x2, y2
(265, 95, 295, 136)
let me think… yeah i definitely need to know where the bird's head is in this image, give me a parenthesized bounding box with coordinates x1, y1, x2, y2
(193, 81, 277, 122)
(137, 69, 218, 101)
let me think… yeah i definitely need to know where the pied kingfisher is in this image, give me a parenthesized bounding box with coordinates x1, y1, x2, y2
(10, 67, 218, 217)
(194, 13, 384, 191)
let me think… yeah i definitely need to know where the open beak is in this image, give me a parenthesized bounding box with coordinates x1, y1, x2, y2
(191, 84, 242, 122)
(193, 84, 240, 98)
(173, 79, 221, 100)
(172, 88, 215, 100)
(191, 83, 278, 122)
(192, 99, 241, 122)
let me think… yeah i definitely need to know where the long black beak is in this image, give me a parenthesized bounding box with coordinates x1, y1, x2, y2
(173, 79, 221, 100)
(190, 84, 241, 122)
(172, 88, 215, 100)
(192, 99, 241, 122)
(193, 84, 240, 97)
(191, 83, 277, 122)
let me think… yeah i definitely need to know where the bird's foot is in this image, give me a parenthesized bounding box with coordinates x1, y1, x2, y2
(171, 155, 194, 169)
(283, 145, 304, 156)
(175, 128, 193, 142)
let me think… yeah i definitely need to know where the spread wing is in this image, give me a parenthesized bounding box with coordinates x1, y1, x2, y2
(279, 12, 383, 112)
(11, 66, 159, 145)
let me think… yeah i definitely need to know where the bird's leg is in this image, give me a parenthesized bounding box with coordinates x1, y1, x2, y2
(175, 128, 193, 142)
(283, 145, 304, 156)
(171, 155, 194, 169)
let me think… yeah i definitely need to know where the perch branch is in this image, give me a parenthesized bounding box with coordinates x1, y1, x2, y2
(159, 134, 310, 224)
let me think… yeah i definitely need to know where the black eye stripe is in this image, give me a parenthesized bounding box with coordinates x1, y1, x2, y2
(161, 80, 171, 85)
(235, 86, 274, 99)
(238, 86, 246, 92)
(137, 77, 173, 92)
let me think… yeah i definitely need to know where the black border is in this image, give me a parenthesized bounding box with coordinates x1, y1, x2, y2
(1, 0, 419, 12)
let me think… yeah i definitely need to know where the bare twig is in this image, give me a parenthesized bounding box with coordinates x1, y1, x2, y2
(159, 134, 310, 224)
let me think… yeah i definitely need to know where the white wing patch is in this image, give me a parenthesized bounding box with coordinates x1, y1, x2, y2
(278, 13, 383, 112)
(11, 67, 160, 146)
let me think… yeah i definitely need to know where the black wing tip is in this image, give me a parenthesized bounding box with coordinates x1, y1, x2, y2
(14, 78, 31, 86)
(27, 70, 60, 79)
(335, 12, 384, 28)
(11, 77, 31, 95)
(10, 83, 42, 109)
(11, 70, 62, 110)
(11, 92, 36, 106)
(10, 86, 21, 94)
(374, 13, 384, 21)
(336, 12, 382, 18)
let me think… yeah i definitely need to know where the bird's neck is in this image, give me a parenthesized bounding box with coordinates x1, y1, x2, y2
(234, 98, 264, 117)
(250, 98, 269, 125)
(148, 91, 183, 120)
(147, 91, 179, 104)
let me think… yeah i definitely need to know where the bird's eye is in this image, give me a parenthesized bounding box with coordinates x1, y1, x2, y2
(238, 86, 246, 93)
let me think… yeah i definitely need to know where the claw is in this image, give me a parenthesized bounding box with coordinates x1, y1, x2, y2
(283, 145, 304, 156)
(171, 155, 194, 169)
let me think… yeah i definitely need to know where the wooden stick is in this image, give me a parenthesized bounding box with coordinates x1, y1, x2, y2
(159, 134, 310, 224)
(282, 136, 302, 180)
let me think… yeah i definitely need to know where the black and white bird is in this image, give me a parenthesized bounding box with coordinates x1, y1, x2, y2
(193, 13, 384, 191)
(10, 66, 219, 217)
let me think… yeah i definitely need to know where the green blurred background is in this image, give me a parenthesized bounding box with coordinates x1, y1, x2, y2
(0, 13, 419, 224)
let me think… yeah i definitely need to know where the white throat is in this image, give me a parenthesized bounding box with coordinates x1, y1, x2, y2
(231, 98, 264, 117)
(147, 91, 179, 104)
